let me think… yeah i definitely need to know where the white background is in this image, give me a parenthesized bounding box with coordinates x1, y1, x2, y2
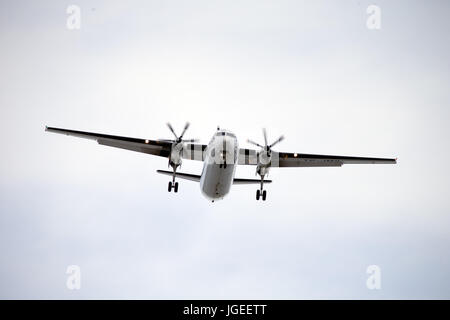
(0, 0, 449, 298)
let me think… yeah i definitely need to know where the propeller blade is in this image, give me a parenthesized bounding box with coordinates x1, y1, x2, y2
(263, 128, 268, 146)
(247, 139, 263, 148)
(269, 135, 284, 148)
(179, 122, 190, 139)
(166, 122, 178, 139)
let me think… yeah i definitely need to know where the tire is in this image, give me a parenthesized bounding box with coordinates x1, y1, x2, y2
(174, 182, 179, 193)
(168, 181, 172, 192)
(262, 190, 267, 201)
(256, 189, 260, 200)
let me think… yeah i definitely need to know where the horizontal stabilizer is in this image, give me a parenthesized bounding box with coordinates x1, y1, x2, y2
(156, 170, 200, 182)
(233, 178, 272, 185)
(157, 170, 272, 185)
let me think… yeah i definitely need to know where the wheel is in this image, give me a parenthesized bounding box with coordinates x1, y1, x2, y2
(174, 182, 179, 193)
(168, 181, 172, 192)
(256, 189, 260, 200)
(262, 190, 267, 201)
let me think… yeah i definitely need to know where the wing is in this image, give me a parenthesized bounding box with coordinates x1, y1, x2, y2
(238, 148, 397, 167)
(182, 143, 208, 161)
(45, 126, 172, 157)
(272, 152, 396, 167)
(238, 148, 259, 165)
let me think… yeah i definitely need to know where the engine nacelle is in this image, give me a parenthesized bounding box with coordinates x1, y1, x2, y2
(256, 165, 269, 177)
(256, 149, 271, 176)
(169, 142, 183, 168)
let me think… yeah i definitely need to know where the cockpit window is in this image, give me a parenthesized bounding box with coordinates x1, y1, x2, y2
(215, 131, 235, 138)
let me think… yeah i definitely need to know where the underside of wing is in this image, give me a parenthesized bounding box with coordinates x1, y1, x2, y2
(272, 152, 397, 167)
(238, 147, 396, 167)
(45, 126, 172, 157)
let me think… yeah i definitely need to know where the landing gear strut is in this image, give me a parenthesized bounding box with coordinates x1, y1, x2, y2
(167, 164, 179, 193)
(256, 175, 267, 201)
(163, 121, 198, 194)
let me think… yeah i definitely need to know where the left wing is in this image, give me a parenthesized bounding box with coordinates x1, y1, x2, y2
(271, 151, 396, 167)
(238, 148, 396, 167)
(238, 148, 259, 165)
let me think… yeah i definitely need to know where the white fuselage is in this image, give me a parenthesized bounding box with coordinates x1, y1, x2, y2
(200, 130, 238, 201)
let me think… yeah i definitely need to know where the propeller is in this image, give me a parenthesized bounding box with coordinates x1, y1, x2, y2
(247, 128, 284, 157)
(159, 122, 199, 144)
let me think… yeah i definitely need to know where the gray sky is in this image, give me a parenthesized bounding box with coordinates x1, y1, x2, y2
(1, 0, 449, 299)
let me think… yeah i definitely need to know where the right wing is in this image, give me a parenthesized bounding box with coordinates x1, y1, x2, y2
(181, 143, 208, 161)
(45, 126, 208, 161)
(45, 126, 172, 157)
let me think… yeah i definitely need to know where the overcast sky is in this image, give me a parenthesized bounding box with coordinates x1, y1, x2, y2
(1, 0, 449, 299)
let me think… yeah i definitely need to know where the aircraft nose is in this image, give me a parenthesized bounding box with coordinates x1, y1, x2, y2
(215, 136, 236, 164)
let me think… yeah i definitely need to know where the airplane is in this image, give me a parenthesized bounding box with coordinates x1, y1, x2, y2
(45, 123, 397, 202)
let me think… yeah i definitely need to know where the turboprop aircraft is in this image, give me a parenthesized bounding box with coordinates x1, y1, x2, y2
(45, 123, 397, 202)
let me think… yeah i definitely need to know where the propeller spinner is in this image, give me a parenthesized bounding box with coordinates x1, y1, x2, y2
(247, 128, 284, 201)
(159, 122, 199, 193)
(247, 128, 284, 160)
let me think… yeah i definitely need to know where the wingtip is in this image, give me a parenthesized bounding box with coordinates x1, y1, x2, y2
(44, 125, 48, 131)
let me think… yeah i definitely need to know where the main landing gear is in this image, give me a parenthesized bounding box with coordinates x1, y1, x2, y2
(167, 164, 179, 193)
(168, 181, 179, 193)
(256, 189, 267, 201)
(255, 175, 267, 201)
